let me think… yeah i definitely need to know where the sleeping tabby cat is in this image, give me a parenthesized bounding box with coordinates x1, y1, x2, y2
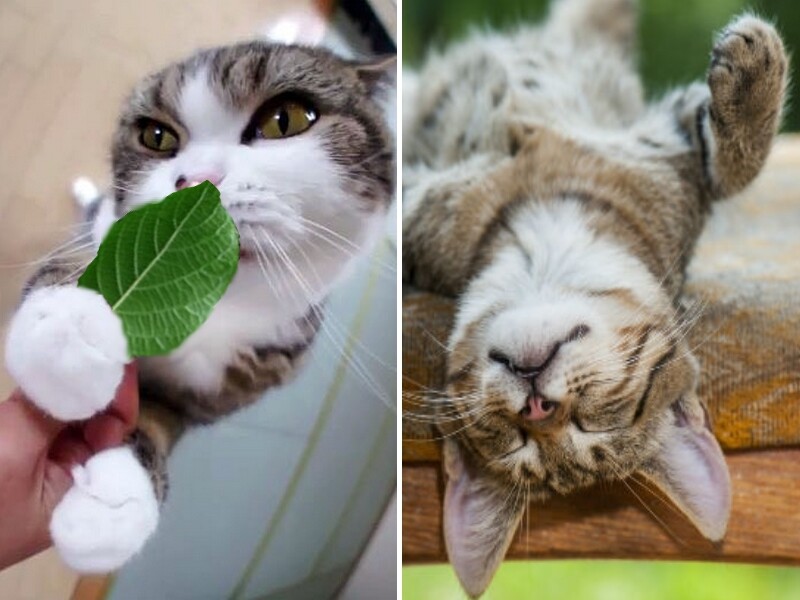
(403, 0, 787, 596)
(5, 42, 393, 571)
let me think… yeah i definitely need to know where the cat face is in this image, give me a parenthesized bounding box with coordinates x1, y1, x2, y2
(439, 203, 731, 598)
(446, 205, 679, 488)
(104, 42, 394, 310)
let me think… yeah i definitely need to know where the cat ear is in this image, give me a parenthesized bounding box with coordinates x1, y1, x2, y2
(637, 394, 731, 541)
(354, 55, 396, 96)
(442, 439, 525, 598)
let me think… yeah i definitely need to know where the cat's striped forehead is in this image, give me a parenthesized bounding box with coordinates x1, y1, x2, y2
(121, 42, 372, 121)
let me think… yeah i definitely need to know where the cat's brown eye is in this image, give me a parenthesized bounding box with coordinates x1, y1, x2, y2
(139, 120, 179, 153)
(256, 100, 318, 139)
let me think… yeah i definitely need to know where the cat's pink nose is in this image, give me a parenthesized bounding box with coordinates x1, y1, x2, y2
(175, 173, 224, 189)
(521, 395, 557, 421)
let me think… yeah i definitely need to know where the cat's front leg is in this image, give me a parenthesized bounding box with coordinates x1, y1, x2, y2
(403, 154, 509, 296)
(50, 445, 159, 572)
(5, 286, 128, 421)
(49, 403, 179, 572)
(702, 15, 788, 197)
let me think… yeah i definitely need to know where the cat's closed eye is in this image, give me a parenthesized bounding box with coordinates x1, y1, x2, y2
(251, 97, 318, 140)
(138, 119, 180, 154)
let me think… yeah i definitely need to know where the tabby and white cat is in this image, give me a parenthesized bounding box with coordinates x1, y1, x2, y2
(5, 42, 394, 571)
(403, 0, 787, 596)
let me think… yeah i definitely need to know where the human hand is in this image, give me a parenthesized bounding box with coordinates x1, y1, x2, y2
(0, 363, 139, 570)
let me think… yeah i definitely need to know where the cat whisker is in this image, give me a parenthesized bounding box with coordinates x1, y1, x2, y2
(403, 394, 483, 408)
(402, 389, 482, 405)
(524, 481, 532, 554)
(400, 376, 451, 396)
(54, 261, 92, 286)
(250, 236, 365, 405)
(297, 215, 397, 278)
(402, 391, 482, 408)
(39, 221, 95, 236)
(603, 456, 688, 547)
(283, 230, 399, 376)
(420, 410, 495, 441)
(403, 409, 483, 424)
(419, 328, 450, 353)
(247, 226, 286, 302)
(283, 232, 326, 290)
(485, 443, 528, 467)
(339, 147, 393, 174)
(511, 478, 529, 542)
(0, 234, 95, 270)
(110, 183, 143, 196)
(264, 235, 395, 411)
(407, 405, 484, 422)
(301, 228, 397, 287)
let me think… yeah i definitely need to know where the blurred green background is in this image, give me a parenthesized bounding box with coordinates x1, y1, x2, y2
(403, 0, 800, 130)
(402, 0, 800, 597)
(404, 561, 800, 600)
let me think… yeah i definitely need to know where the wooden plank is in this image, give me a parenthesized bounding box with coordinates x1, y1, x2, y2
(71, 576, 113, 600)
(403, 449, 800, 563)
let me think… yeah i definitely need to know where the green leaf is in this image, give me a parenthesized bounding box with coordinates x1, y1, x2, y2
(78, 181, 239, 357)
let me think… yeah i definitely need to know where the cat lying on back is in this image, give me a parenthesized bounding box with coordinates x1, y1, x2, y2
(5, 42, 394, 572)
(403, 0, 787, 596)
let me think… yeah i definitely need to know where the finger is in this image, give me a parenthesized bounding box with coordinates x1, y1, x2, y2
(0, 389, 66, 454)
(48, 425, 93, 469)
(82, 413, 127, 453)
(82, 362, 139, 453)
(111, 362, 140, 432)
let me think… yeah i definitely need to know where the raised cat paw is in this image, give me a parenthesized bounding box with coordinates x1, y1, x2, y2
(708, 16, 787, 125)
(5, 286, 128, 421)
(50, 446, 159, 573)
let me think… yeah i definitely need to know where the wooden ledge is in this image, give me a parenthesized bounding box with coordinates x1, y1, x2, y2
(403, 450, 800, 564)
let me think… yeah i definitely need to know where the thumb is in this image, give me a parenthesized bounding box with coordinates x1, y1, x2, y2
(0, 389, 66, 454)
(82, 362, 139, 453)
(48, 363, 139, 467)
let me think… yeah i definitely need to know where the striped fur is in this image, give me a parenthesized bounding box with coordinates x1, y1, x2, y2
(404, 1, 786, 596)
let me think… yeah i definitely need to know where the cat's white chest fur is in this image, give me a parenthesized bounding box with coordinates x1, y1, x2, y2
(139, 264, 319, 394)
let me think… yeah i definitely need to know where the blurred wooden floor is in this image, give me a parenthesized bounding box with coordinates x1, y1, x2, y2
(0, 0, 314, 597)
